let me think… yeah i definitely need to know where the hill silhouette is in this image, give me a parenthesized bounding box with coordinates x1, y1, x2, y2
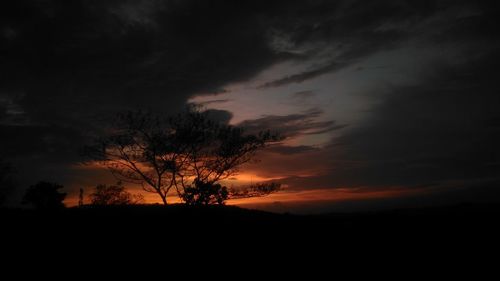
(2, 203, 499, 238)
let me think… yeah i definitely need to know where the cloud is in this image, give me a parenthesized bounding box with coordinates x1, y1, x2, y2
(0, 0, 484, 133)
(242, 1, 500, 191)
(312, 48, 500, 188)
(196, 99, 231, 107)
(204, 109, 233, 125)
(266, 145, 319, 155)
(109, 0, 164, 28)
(258, 62, 348, 88)
(0, 0, 297, 128)
(0, 124, 84, 163)
(0, 0, 295, 194)
(256, 0, 448, 87)
(292, 91, 315, 100)
(255, 0, 500, 88)
(238, 109, 345, 139)
(1, 0, 494, 127)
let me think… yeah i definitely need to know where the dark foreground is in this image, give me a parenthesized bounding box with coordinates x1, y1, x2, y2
(3, 203, 499, 234)
(2, 203, 499, 259)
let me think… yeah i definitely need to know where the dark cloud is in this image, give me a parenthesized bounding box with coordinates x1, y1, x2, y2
(266, 145, 319, 155)
(238, 109, 345, 139)
(204, 109, 233, 125)
(338, 49, 500, 184)
(1, 0, 495, 125)
(0, 0, 296, 193)
(289, 90, 316, 106)
(264, 48, 500, 191)
(0, 0, 487, 131)
(257, 0, 445, 87)
(292, 91, 315, 99)
(0, 124, 84, 163)
(196, 99, 231, 107)
(242, 0, 500, 194)
(259, 62, 348, 88)
(0, 0, 305, 127)
(257, 0, 500, 88)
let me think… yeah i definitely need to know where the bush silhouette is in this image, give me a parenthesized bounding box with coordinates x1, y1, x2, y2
(89, 182, 144, 206)
(22, 181, 66, 210)
(182, 180, 229, 205)
(229, 182, 282, 199)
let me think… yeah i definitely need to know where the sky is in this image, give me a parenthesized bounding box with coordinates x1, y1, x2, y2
(1, 0, 500, 213)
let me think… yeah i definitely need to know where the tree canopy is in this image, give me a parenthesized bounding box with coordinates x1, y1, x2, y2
(89, 182, 144, 206)
(22, 181, 66, 210)
(84, 108, 280, 205)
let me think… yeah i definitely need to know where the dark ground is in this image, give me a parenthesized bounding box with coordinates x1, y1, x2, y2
(3, 203, 499, 239)
(1, 204, 498, 271)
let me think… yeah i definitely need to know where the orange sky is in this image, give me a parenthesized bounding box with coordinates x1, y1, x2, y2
(64, 164, 430, 213)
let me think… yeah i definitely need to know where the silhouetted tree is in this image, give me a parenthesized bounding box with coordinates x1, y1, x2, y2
(78, 188, 84, 207)
(89, 182, 144, 206)
(84, 107, 280, 205)
(181, 182, 282, 205)
(84, 111, 183, 205)
(229, 182, 282, 199)
(171, 109, 280, 205)
(22, 182, 66, 210)
(181, 180, 229, 205)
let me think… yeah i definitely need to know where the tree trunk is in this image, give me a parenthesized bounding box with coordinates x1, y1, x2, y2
(160, 195, 168, 205)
